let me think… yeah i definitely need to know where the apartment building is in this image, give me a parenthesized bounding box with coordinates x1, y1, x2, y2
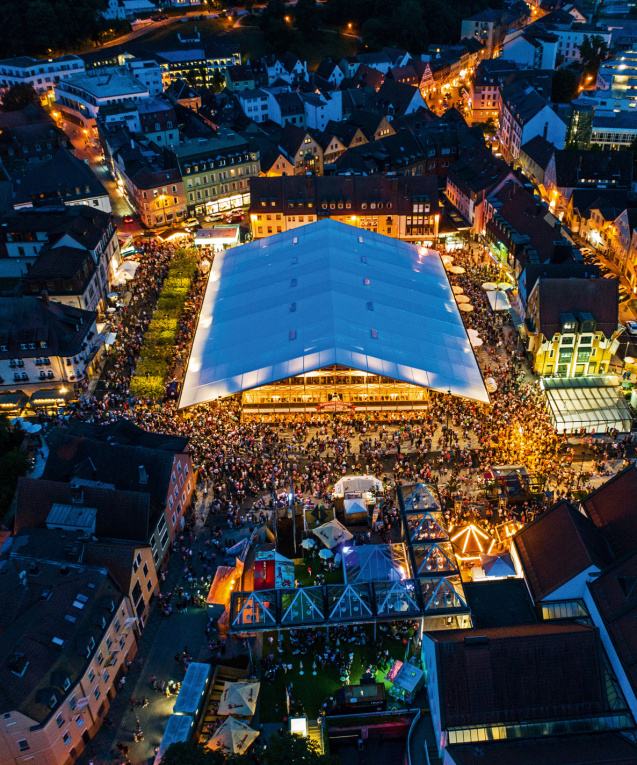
(0, 558, 137, 765)
(0, 55, 85, 105)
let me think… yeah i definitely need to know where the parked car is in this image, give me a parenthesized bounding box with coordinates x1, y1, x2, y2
(626, 321, 637, 335)
(123, 215, 134, 224)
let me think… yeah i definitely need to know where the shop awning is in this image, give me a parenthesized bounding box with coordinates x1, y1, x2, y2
(542, 376, 633, 434)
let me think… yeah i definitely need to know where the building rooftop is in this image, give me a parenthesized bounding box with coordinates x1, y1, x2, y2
(15, 477, 155, 542)
(179, 219, 488, 408)
(513, 500, 611, 602)
(60, 69, 148, 98)
(583, 466, 637, 557)
(535, 276, 619, 339)
(0, 556, 122, 723)
(447, 733, 637, 765)
(42, 431, 178, 509)
(427, 623, 607, 729)
(462, 578, 537, 629)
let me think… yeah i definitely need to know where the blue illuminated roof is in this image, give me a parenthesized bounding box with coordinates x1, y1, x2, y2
(179, 219, 488, 408)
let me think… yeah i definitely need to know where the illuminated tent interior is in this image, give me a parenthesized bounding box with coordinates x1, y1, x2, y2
(179, 219, 488, 411)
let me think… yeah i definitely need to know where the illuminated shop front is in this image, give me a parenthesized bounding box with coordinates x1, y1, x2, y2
(241, 367, 430, 412)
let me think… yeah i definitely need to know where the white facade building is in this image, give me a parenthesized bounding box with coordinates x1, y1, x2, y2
(237, 89, 270, 123)
(0, 55, 85, 105)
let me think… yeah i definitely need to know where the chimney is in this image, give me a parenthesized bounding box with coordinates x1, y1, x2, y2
(71, 486, 84, 504)
(139, 465, 148, 485)
(41, 290, 49, 306)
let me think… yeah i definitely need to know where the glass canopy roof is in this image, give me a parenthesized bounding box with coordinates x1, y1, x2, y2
(179, 219, 489, 408)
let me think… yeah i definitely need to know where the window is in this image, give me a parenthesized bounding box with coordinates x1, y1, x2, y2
(106, 636, 112, 650)
(69, 695, 77, 711)
(94, 686, 100, 701)
(147, 579, 153, 592)
(97, 651, 103, 666)
(102, 670, 109, 683)
(56, 714, 64, 728)
(88, 668, 95, 683)
(143, 562, 148, 577)
(63, 731, 71, 746)
(114, 618, 121, 632)
(18, 740, 29, 751)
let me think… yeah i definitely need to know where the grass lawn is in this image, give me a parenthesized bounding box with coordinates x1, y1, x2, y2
(294, 561, 344, 587)
(258, 626, 413, 723)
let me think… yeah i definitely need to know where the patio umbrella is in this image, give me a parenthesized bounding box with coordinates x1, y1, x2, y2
(452, 285, 463, 294)
(207, 717, 259, 755)
(448, 265, 466, 274)
(441, 255, 454, 264)
(218, 681, 260, 716)
(480, 553, 516, 578)
(485, 377, 498, 393)
(301, 538, 315, 550)
(456, 295, 470, 303)
(470, 336, 483, 348)
(482, 282, 497, 290)
(625, 357, 636, 365)
(319, 548, 333, 560)
(314, 519, 353, 549)
(497, 282, 514, 291)
(459, 303, 474, 312)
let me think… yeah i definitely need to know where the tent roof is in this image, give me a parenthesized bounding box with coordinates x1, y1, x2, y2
(218, 681, 260, 716)
(487, 289, 511, 312)
(314, 518, 354, 549)
(172, 662, 211, 715)
(343, 543, 410, 582)
(179, 219, 489, 408)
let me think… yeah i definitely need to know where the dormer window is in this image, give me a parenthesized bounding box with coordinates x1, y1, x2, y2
(20, 343, 27, 350)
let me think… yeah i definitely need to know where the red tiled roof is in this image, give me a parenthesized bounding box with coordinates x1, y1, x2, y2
(427, 623, 607, 728)
(513, 500, 611, 602)
(583, 466, 637, 557)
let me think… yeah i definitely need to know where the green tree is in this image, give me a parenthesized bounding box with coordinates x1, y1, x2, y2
(577, 34, 609, 78)
(1, 83, 41, 112)
(160, 741, 254, 765)
(262, 733, 336, 765)
(474, 117, 497, 136)
(551, 69, 579, 103)
(294, 0, 321, 41)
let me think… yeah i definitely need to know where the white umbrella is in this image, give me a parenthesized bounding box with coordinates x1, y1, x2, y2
(218, 681, 260, 716)
(207, 717, 259, 755)
(497, 282, 514, 291)
(452, 285, 464, 294)
(625, 356, 636, 365)
(486, 377, 498, 393)
(319, 548, 333, 560)
(314, 519, 353, 549)
(459, 303, 474, 312)
(448, 265, 466, 274)
(442, 255, 454, 264)
(456, 295, 470, 303)
(470, 336, 483, 348)
(482, 282, 497, 291)
(301, 538, 315, 550)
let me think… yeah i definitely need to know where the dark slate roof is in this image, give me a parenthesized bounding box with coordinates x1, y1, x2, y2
(513, 500, 612, 602)
(553, 150, 633, 189)
(503, 85, 555, 126)
(588, 551, 637, 703)
(24, 245, 95, 282)
(569, 188, 633, 217)
(164, 78, 201, 101)
(374, 79, 422, 116)
(447, 143, 512, 197)
(1, 206, 112, 252)
(583, 466, 637, 558)
(536, 276, 618, 339)
(324, 119, 364, 146)
(520, 135, 555, 169)
(42, 431, 175, 509)
(11, 148, 108, 207)
(63, 419, 189, 453)
(0, 297, 96, 361)
(277, 122, 309, 158)
(447, 733, 637, 765)
(315, 58, 340, 81)
(274, 91, 304, 116)
(0, 557, 122, 723)
(427, 623, 607, 729)
(15, 477, 155, 542)
(463, 578, 537, 629)
(522, 262, 601, 298)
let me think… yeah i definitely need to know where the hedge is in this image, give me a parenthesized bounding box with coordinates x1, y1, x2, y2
(129, 249, 198, 400)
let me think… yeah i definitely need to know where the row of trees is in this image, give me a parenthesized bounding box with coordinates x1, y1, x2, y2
(161, 734, 336, 765)
(0, 0, 128, 57)
(258, 0, 500, 54)
(129, 251, 198, 401)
